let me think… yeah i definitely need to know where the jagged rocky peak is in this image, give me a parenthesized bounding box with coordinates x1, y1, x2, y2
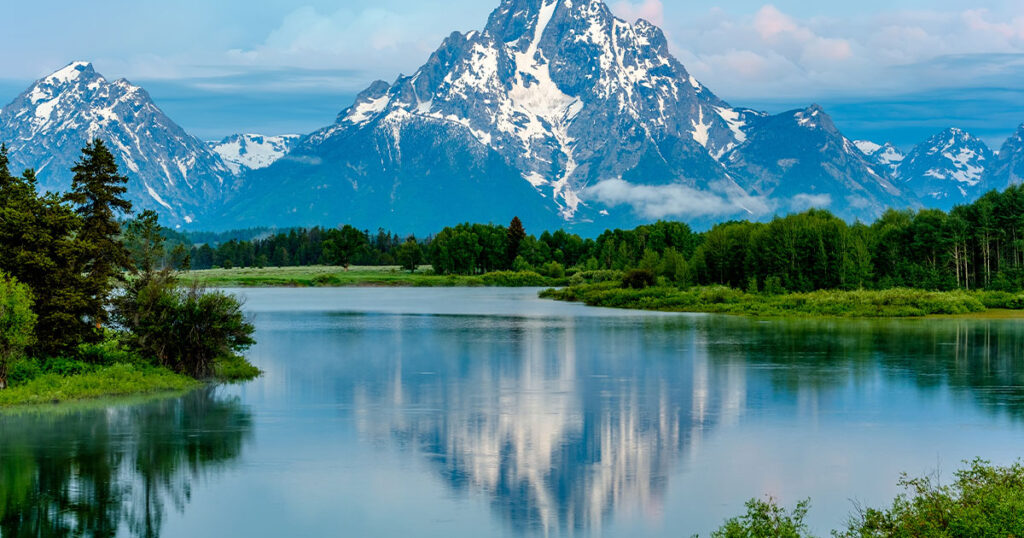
(313, 0, 754, 222)
(792, 104, 839, 133)
(232, 0, 918, 231)
(0, 61, 233, 227)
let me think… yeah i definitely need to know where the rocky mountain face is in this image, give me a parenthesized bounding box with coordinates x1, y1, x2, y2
(721, 105, 908, 219)
(895, 128, 994, 209)
(222, 0, 914, 232)
(0, 62, 234, 227)
(208, 134, 300, 175)
(984, 124, 1024, 191)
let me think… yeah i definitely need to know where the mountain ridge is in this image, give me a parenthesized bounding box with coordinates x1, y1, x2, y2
(219, 0, 921, 232)
(2, 2, 1024, 232)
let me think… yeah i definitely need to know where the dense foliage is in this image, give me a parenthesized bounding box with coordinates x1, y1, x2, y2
(184, 186, 1024, 296)
(113, 272, 256, 379)
(0, 140, 259, 397)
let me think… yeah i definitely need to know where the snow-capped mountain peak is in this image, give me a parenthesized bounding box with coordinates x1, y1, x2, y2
(0, 62, 234, 226)
(307, 0, 754, 220)
(208, 134, 300, 175)
(896, 127, 993, 208)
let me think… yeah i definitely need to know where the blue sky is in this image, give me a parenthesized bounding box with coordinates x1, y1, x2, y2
(1, 0, 1023, 148)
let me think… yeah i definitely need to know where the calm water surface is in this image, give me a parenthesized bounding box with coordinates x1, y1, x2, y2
(3, 288, 1024, 536)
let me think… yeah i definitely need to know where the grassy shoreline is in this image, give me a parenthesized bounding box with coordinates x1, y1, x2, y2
(541, 282, 1024, 318)
(180, 266, 568, 288)
(0, 364, 200, 408)
(1, 355, 262, 410)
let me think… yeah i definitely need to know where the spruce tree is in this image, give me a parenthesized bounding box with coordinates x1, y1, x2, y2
(0, 162, 89, 356)
(67, 140, 133, 332)
(506, 216, 526, 269)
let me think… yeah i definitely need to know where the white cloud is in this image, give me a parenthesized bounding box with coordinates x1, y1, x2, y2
(611, 0, 664, 26)
(228, 6, 454, 74)
(586, 178, 772, 220)
(790, 193, 833, 211)
(665, 3, 1024, 100)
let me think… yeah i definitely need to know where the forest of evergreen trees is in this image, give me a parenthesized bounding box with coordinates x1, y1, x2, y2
(186, 185, 1024, 293)
(0, 141, 255, 390)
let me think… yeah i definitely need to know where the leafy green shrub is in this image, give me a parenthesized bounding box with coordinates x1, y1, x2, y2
(712, 497, 813, 538)
(974, 290, 1024, 310)
(113, 271, 257, 379)
(214, 354, 263, 382)
(77, 333, 149, 366)
(839, 459, 1024, 537)
(541, 261, 566, 279)
(0, 273, 36, 390)
(699, 286, 744, 305)
(622, 269, 656, 289)
(8, 358, 42, 387)
(42, 357, 93, 377)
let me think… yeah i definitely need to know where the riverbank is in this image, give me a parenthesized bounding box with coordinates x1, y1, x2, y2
(541, 283, 1024, 318)
(180, 266, 568, 288)
(0, 364, 198, 408)
(0, 354, 261, 409)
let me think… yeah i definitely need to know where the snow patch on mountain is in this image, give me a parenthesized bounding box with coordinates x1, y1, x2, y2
(209, 134, 300, 175)
(854, 140, 881, 155)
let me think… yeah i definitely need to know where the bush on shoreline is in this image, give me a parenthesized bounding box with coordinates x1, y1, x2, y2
(712, 460, 1024, 537)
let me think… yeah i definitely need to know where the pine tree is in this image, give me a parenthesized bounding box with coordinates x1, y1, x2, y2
(0, 163, 90, 356)
(506, 216, 526, 269)
(67, 140, 133, 332)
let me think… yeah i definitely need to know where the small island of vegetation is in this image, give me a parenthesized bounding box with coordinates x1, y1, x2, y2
(0, 142, 258, 408)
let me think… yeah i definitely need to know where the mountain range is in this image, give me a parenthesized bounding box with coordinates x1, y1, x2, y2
(1, 0, 1023, 232)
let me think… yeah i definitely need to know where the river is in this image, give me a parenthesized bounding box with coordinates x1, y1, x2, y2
(2, 287, 1024, 536)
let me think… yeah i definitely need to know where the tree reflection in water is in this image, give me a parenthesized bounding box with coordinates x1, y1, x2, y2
(0, 387, 252, 537)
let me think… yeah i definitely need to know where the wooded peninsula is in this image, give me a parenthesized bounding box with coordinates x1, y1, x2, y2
(0, 142, 258, 406)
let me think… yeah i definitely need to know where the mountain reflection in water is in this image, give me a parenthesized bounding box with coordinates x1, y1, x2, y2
(327, 314, 1024, 535)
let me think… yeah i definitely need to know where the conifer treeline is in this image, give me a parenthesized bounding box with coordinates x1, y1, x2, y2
(189, 186, 1024, 293)
(0, 141, 133, 356)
